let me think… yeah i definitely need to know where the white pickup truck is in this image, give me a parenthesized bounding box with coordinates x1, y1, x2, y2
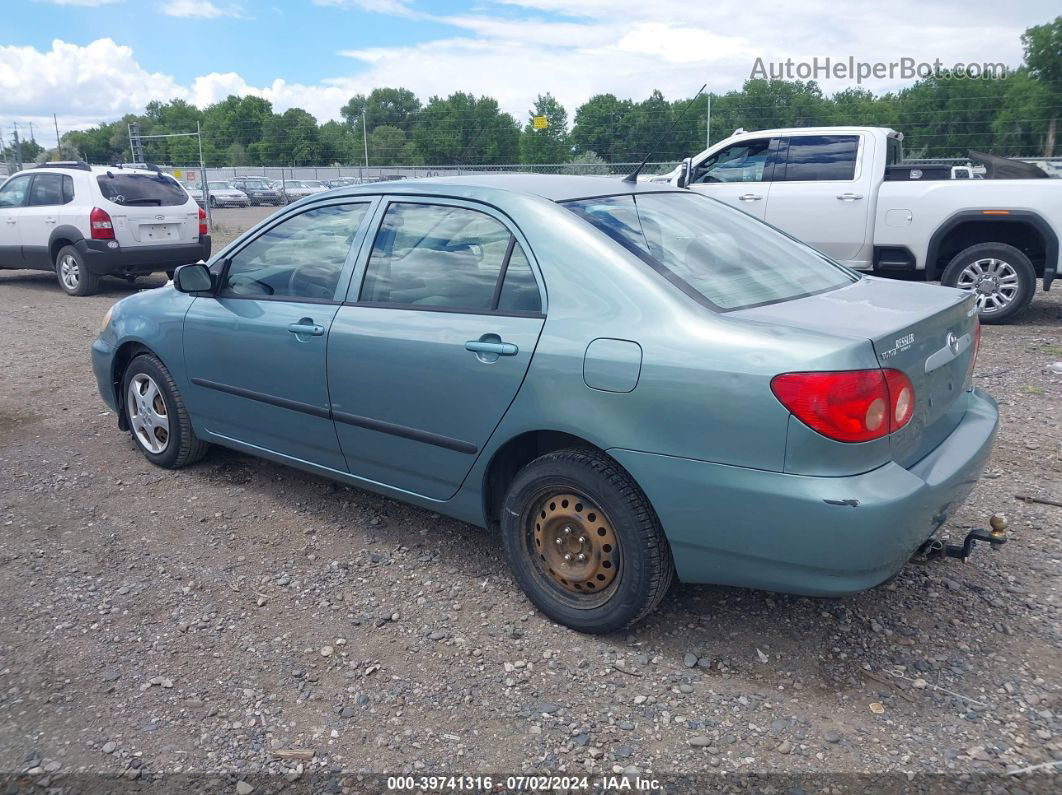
(650, 126, 1060, 323)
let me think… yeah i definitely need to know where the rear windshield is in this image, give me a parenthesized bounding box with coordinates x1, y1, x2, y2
(565, 192, 857, 311)
(96, 173, 188, 207)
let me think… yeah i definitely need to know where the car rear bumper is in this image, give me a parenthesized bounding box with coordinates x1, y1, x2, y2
(77, 236, 211, 276)
(608, 388, 999, 596)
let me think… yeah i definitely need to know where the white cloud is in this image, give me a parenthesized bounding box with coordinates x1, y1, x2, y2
(161, 0, 243, 18)
(313, 0, 417, 15)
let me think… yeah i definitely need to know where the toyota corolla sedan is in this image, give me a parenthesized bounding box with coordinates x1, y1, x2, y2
(91, 175, 997, 634)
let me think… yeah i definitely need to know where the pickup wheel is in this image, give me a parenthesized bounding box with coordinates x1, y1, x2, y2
(55, 245, 99, 297)
(500, 448, 674, 634)
(941, 243, 1036, 324)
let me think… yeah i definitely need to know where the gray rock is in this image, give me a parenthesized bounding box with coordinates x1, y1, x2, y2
(613, 744, 633, 759)
(689, 736, 712, 747)
(824, 729, 842, 744)
(340, 706, 355, 718)
(683, 653, 698, 668)
(102, 742, 116, 754)
(236, 782, 253, 795)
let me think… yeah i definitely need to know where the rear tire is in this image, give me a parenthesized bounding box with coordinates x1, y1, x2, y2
(500, 448, 674, 634)
(122, 354, 210, 469)
(55, 245, 98, 296)
(940, 242, 1036, 324)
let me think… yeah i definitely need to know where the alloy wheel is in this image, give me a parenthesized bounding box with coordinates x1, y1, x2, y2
(127, 374, 170, 454)
(955, 257, 1020, 315)
(58, 254, 80, 291)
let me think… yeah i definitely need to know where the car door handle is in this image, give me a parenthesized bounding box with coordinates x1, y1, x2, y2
(44, 217, 57, 224)
(837, 193, 864, 201)
(738, 193, 763, 201)
(287, 321, 324, 336)
(465, 340, 518, 356)
(4, 219, 15, 225)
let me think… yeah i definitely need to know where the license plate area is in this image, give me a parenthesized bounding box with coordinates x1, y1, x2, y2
(141, 223, 178, 240)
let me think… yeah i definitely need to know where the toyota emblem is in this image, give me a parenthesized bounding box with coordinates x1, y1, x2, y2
(947, 332, 959, 354)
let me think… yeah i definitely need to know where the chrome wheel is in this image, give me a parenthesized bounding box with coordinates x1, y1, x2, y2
(530, 492, 620, 604)
(955, 257, 1019, 315)
(58, 253, 80, 291)
(127, 374, 170, 454)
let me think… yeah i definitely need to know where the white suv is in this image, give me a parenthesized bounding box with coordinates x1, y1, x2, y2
(0, 162, 210, 296)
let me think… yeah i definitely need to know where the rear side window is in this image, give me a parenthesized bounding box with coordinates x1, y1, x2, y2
(29, 174, 73, 206)
(566, 192, 856, 311)
(96, 172, 188, 206)
(360, 202, 539, 314)
(780, 135, 859, 181)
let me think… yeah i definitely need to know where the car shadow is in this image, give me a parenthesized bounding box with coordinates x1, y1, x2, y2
(0, 269, 167, 296)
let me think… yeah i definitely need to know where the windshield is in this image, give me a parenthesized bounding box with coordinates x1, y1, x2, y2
(208, 182, 230, 190)
(565, 192, 857, 311)
(96, 172, 188, 207)
(303, 181, 324, 188)
(285, 181, 301, 188)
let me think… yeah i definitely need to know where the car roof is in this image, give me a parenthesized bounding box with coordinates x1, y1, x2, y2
(325, 173, 680, 204)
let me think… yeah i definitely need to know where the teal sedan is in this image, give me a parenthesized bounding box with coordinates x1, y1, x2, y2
(92, 175, 998, 634)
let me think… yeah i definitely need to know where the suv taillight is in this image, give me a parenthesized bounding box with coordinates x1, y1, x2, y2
(89, 207, 114, 240)
(198, 207, 208, 236)
(771, 369, 915, 443)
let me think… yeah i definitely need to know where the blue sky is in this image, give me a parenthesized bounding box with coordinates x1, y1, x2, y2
(2, 0, 1058, 132)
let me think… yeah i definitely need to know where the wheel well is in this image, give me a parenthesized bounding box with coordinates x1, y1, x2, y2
(933, 220, 1047, 277)
(483, 431, 605, 530)
(110, 341, 155, 423)
(49, 238, 75, 266)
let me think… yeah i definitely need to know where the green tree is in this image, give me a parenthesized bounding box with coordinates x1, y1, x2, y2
(519, 93, 570, 164)
(368, 125, 409, 165)
(1022, 16, 1062, 155)
(571, 94, 635, 162)
(412, 92, 519, 164)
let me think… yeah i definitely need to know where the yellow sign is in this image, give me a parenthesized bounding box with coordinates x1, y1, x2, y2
(172, 169, 183, 179)
(532, 115, 548, 130)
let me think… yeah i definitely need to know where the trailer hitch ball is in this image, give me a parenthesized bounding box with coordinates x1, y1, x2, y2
(989, 513, 1007, 539)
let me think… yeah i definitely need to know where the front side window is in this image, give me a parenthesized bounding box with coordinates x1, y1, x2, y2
(566, 192, 856, 311)
(0, 174, 32, 208)
(29, 174, 72, 206)
(360, 202, 537, 313)
(694, 139, 771, 183)
(96, 172, 188, 206)
(781, 135, 859, 181)
(220, 203, 370, 301)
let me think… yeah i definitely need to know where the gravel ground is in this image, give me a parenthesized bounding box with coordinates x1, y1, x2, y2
(0, 215, 1060, 791)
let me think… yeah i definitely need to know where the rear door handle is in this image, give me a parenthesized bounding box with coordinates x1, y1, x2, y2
(465, 340, 518, 356)
(837, 193, 864, 201)
(288, 320, 324, 337)
(738, 193, 763, 201)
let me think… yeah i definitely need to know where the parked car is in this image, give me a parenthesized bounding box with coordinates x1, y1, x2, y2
(185, 184, 204, 206)
(282, 180, 329, 200)
(229, 177, 284, 206)
(653, 126, 1061, 323)
(325, 177, 361, 189)
(204, 181, 249, 208)
(0, 161, 209, 296)
(92, 175, 997, 633)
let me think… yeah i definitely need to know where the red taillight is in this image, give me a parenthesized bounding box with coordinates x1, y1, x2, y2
(198, 207, 208, 237)
(89, 207, 114, 240)
(771, 369, 915, 443)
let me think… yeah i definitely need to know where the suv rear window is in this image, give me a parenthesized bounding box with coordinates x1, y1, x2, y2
(96, 173, 188, 206)
(565, 192, 857, 311)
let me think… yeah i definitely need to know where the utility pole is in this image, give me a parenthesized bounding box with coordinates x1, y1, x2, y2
(362, 107, 369, 168)
(197, 120, 211, 232)
(705, 94, 711, 150)
(54, 114, 62, 159)
(13, 123, 23, 171)
(29, 121, 35, 143)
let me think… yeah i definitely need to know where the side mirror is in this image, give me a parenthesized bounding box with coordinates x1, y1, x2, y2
(174, 263, 213, 293)
(676, 157, 692, 189)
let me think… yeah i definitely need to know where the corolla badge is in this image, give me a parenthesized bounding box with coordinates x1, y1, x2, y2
(879, 333, 915, 361)
(947, 332, 959, 355)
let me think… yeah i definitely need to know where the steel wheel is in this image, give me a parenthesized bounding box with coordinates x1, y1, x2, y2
(58, 253, 80, 291)
(127, 373, 170, 454)
(954, 257, 1020, 315)
(529, 491, 620, 606)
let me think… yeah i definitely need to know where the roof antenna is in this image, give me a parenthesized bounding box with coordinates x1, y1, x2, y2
(622, 83, 707, 184)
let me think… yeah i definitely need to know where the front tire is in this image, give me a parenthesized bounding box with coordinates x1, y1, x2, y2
(941, 242, 1036, 324)
(500, 448, 674, 634)
(121, 354, 210, 469)
(55, 245, 98, 296)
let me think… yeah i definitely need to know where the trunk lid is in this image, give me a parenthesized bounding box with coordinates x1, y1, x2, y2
(738, 276, 977, 466)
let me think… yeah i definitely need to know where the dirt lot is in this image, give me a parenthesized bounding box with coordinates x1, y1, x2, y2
(0, 210, 1060, 791)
